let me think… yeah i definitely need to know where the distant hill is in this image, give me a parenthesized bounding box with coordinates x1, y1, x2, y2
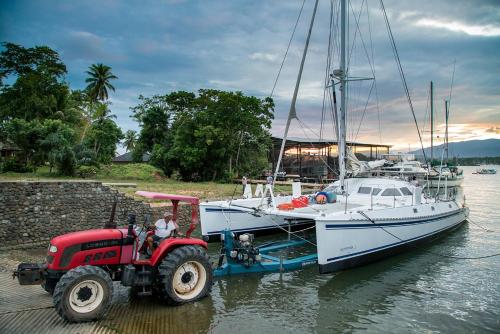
(410, 138, 500, 158)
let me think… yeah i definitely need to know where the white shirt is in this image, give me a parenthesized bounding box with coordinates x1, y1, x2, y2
(155, 218, 177, 238)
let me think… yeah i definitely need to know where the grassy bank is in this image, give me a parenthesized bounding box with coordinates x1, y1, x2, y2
(0, 163, 293, 201)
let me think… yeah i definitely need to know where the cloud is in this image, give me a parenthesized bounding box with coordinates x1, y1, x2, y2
(58, 30, 126, 62)
(248, 52, 279, 62)
(415, 18, 500, 37)
(486, 126, 500, 134)
(2, 0, 499, 149)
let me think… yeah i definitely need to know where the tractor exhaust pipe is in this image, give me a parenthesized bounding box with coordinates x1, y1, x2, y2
(105, 201, 118, 229)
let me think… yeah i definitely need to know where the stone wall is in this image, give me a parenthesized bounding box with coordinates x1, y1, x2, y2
(0, 181, 185, 249)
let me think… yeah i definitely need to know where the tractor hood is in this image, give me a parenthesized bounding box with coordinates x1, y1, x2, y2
(50, 228, 125, 249)
(48, 228, 128, 270)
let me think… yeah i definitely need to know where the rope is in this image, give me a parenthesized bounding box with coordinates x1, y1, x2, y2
(264, 209, 318, 246)
(468, 218, 495, 232)
(269, 0, 306, 98)
(359, 211, 499, 260)
(428, 252, 500, 260)
(358, 211, 403, 241)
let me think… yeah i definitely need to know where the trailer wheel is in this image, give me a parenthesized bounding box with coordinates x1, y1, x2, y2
(41, 279, 57, 295)
(53, 266, 113, 322)
(157, 245, 212, 305)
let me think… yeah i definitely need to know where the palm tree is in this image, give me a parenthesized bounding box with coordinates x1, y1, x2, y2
(92, 102, 116, 124)
(85, 63, 118, 102)
(123, 130, 137, 152)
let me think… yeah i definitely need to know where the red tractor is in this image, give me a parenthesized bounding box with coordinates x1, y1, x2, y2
(13, 192, 213, 322)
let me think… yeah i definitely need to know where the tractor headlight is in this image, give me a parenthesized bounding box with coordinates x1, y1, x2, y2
(48, 245, 58, 253)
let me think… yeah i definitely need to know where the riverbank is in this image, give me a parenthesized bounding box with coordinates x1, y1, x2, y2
(0, 163, 299, 201)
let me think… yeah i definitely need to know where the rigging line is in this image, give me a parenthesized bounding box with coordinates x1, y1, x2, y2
(347, 0, 379, 142)
(295, 118, 339, 176)
(366, 1, 382, 143)
(320, 0, 335, 140)
(379, 0, 428, 165)
(447, 59, 456, 111)
(348, 0, 376, 77)
(421, 89, 431, 137)
(354, 79, 375, 142)
(448, 59, 456, 103)
(269, 0, 306, 99)
(328, 82, 338, 140)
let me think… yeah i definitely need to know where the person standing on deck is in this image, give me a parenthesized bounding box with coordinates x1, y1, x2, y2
(266, 173, 273, 185)
(242, 176, 248, 194)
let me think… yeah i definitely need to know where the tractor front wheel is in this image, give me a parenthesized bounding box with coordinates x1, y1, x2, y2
(53, 266, 113, 322)
(157, 245, 212, 305)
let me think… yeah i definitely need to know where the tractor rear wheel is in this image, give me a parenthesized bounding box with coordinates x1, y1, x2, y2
(53, 266, 113, 322)
(157, 245, 212, 305)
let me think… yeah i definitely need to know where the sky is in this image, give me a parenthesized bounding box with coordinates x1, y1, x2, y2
(1, 0, 499, 152)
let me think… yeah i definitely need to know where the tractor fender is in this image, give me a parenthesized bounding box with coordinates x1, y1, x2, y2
(149, 238, 208, 267)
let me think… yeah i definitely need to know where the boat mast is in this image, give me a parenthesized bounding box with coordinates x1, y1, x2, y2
(430, 81, 434, 165)
(338, 0, 348, 190)
(273, 0, 319, 183)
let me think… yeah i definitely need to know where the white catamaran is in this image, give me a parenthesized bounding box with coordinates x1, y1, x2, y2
(200, 0, 469, 273)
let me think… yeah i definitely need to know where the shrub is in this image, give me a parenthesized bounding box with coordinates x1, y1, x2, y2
(76, 165, 98, 178)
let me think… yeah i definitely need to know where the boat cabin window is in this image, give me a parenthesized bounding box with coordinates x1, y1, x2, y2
(358, 187, 372, 194)
(400, 187, 412, 196)
(372, 188, 382, 195)
(381, 188, 402, 196)
(404, 168, 413, 172)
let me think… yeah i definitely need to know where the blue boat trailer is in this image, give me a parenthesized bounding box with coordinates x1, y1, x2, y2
(213, 229, 318, 277)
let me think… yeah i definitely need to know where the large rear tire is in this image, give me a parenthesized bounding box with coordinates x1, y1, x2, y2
(157, 245, 212, 305)
(53, 266, 113, 322)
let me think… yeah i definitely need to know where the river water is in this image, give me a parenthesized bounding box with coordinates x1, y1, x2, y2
(172, 165, 499, 333)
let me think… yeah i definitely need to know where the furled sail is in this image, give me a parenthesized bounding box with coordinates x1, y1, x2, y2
(346, 147, 386, 176)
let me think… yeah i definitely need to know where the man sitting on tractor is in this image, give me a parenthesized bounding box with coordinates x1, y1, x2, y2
(147, 211, 178, 252)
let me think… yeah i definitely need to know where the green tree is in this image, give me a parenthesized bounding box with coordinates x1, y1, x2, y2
(130, 89, 274, 181)
(92, 101, 116, 123)
(3, 118, 45, 170)
(123, 130, 137, 152)
(0, 42, 66, 85)
(3, 118, 76, 174)
(0, 43, 70, 122)
(85, 63, 117, 102)
(84, 119, 123, 164)
(39, 120, 76, 173)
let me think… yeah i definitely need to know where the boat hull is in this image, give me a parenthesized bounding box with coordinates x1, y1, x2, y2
(422, 176, 464, 188)
(199, 201, 313, 238)
(316, 202, 468, 273)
